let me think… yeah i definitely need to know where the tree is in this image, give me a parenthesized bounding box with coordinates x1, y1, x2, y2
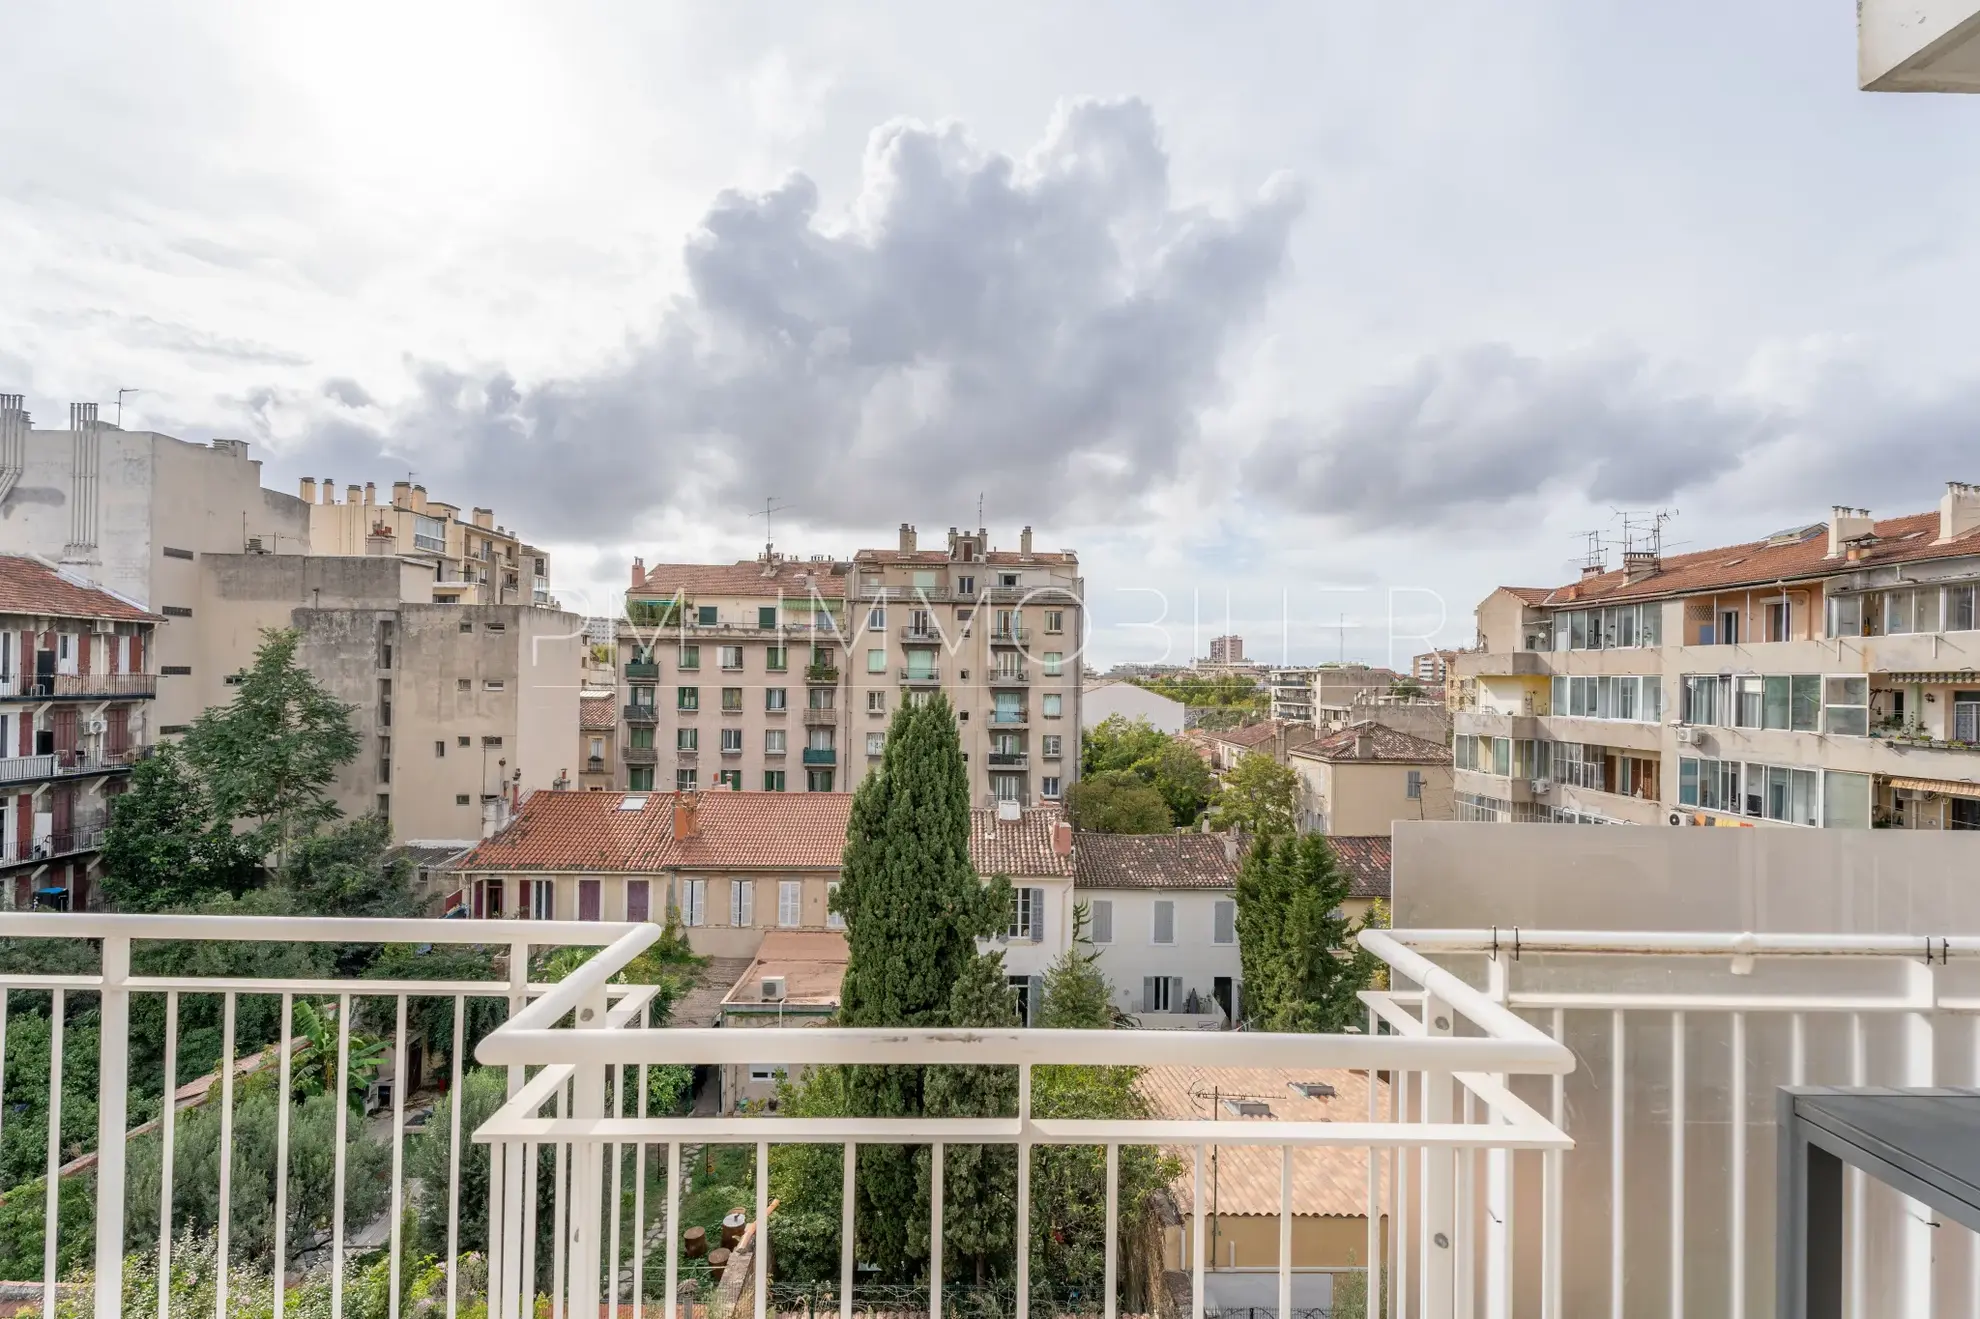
(279, 813, 415, 919)
(828, 693, 1012, 1280)
(1037, 904, 1113, 1029)
(918, 952, 1020, 1284)
(1080, 717, 1216, 827)
(286, 1000, 390, 1108)
(184, 628, 361, 864)
(99, 743, 262, 912)
(1390, 677, 1426, 700)
(1233, 833, 1379, 1033)
(1210, 753, 1300, 837)
(1062, 772, 1172, 834)
(1081, 715, 1172, 777)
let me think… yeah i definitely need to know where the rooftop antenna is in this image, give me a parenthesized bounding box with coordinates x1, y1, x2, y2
(1337, 613, 1347, 664)
(1615, 507, 1678, 559)
(755, 496, 792, 556)
(114, 388, 140, 428)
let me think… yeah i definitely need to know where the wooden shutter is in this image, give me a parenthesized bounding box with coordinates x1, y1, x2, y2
(1030, 888, 1046, 943)
(579, 879, 601, 921)
(1142, 977, 1158, 1014)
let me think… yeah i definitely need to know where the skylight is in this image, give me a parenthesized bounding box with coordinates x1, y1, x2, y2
(619, 795, 649, 811)
(1291, 1081, 1338, 1100)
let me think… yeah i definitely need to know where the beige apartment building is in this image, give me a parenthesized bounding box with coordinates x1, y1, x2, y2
(1451, 484, 1980, 830)
(1268, 664, 1397, 725)
(617, 524, 1083, 807)
(302, 477, 555, 608)
(1288, 724, 1453, 835)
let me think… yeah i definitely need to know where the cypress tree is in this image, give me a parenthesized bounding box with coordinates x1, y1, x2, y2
(1233, 832, 1379, 1033)
(831, 692, 1009, 1279)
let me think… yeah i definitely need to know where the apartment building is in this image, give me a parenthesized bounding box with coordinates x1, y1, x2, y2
(578, 690, 618, 790)
(1411, 648, 1460, 686)
(1267, 664, 1396, 725)
(1072, 831, 1243, 1027)
(619, 524, 1084, 808)
(1451, 485, 1980, 829)
(1288, 723, 1453, 835)
(0, 556, 159, 911)
(1207, 634, 1246, 664)
(0, 398, 311, 733)
(302, 478, 555, 608)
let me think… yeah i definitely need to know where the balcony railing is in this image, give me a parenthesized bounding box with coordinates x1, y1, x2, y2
(987, 751, 1028, 768)
(802, 706, 838, 726)
(805, 664, 840, 685)
(899, 667, 941, 685)
(621, 745, 658, 766)
(989, 709, 1029, 726)
(989, 627, 1029, 644)
(988, 668, 1030, 686)
(900, 625, 945, 643)
(0, 822, 108, 866)
(622, 704, 658, 725)
(0, 673, 159, 700)
(802, 747, 836, 766)
(624, 660, 659, 680)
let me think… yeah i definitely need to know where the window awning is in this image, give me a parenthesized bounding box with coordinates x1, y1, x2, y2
(1881, 670, 1980, 685)
(1886, 775, 1980, 799)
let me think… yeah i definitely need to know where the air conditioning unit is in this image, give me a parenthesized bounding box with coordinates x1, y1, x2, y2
(1673, 726, 1697, 745)
(83, 718, 106, 735)
(1896, 787, 1939, 802)
(1668, 810, 1690, 826)
(1529, 778, 1553, 794)
(760, 976, 787, 1002)
(93, 619, 115, 634)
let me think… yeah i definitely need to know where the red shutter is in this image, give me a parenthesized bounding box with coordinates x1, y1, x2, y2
(131, 633, 144, 673)
(16, 794, 30, 856)
(106, 707, 129, 756)
(77, 634, 90, 676)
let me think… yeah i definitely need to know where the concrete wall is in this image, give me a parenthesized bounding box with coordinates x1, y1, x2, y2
(196, 554, 411, 719)
(1293, 757, 1452, 834)
(1082, 681, 1185, 734)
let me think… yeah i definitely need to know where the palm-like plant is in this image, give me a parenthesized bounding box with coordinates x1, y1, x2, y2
(289, 999, 390, 1109)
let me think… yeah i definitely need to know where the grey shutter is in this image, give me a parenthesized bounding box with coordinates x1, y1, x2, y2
(1168, 976, 1186, 1014)
(1214, 900, 1235, 945)
(1143, 976, 1158, 1014)
(1091, 900, 1112, 945)
(1028, 975, 1044, 1026)
(1031, 888, 1046, 943)
(1154, 900, 1174, 945)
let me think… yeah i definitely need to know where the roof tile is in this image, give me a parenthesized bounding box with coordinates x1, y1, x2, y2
(0, 557, 158, 622)
(1073, 832, 1241, 890)
(1292, 722, 1448, 764)
(1324, 836, 1391, 900)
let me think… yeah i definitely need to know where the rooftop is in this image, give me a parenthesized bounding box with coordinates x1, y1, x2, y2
(970, 806, 1074, 878)
(1324, 835, 1392, 900)
(1135, 1065, 1388, 1218)
(630, 558, 849, 599)
(721, 930, 850, 1010)
(0, 556, 158, 623)
(578, 691, 618, 731)
(1291, 722, 1448, 765)
(1073, 831, 1242, 890)
(852, 547, 1077, 567)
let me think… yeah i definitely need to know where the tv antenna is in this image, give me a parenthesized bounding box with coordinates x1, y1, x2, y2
(756, 496, 793, 554)
(114, 388, 141, 428)
(1615, 507, 1678, 559)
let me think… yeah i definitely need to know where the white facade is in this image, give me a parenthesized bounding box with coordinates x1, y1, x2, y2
(1080, 886, 1240, 1027)
(1081, 679, 1184, 734)
(1860, 0, 1980, 90)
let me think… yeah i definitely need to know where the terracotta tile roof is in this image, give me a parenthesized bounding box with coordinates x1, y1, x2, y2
(1324, 836, 1391, 900)
(630, 559, 848, 599)
(0, 557, 158, 623)
(1073, 832, 1242, 890)
(1292, 723, 1448, 765)
(971, 807, 1073, 877)
(1501, 586, 1555, 605)
(460, 791, 1071, 878)
(721, 931, 850, 1009)
(1527, 510, 1980, 608)
(1210, 721, 1281, 750)
(579, 692, 618, 730)
(1136, 1066, 1389, 1218)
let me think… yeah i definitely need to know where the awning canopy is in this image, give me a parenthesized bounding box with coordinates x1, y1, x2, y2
(1882, 671, 1980, 685)
(1887, 775, 1980, 799)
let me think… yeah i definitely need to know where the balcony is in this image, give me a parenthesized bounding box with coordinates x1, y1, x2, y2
(675, 749, 698, 765)
(0, 820, 108, 867)
(805, 664, 840, 685)
(585, 755, 605, 774)
(621, 745, 658, 766)
(0, 673, 159, 700)
(802, 707, 838, 727)
(622, 704, 658, 725)
(987, 751, 1028, 768)
(802, 747, 836, 766)
(624, 661, 659, 680)
(900, 625, 946, 644)
(898, 667, 941, 686)
(988, 668, 1030, 686)
(989, 708, 1029, 728)
(989, 627, 1029, 645)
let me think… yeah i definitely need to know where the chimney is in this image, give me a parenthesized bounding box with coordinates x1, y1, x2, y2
(1939, 482, 1980, 544)
(410, 484, 428, 514)
(673, 792, 700, 840)
(472, 507, 494, 530)
(1827, 506, 1875, 558)
(346, 483, 361, 505)
(631, 556, 645, 588)
(1353, 729, 1372, 759)
(299, 477, 317, 503)
(1621, 550, 1660, 584)
(363, 481, 376, 506)
(391, 480, 411, 509)
(1579, 561, 1605, 580)
(899, 523, 916, 553)
(1051, 818, 1072, 856)
(1020, 525, 1033, 556)
(321, 478, 335, 505)
(1222, 831, 1239, 864)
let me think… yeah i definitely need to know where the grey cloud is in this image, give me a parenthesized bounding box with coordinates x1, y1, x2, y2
(1245, 345, 1784, 524)
(321, 377, 374, 409)
(266, 99, 1303, 539)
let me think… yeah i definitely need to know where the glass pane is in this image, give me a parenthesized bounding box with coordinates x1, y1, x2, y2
(1679, 758, 1699, 807)
(1552, 676, 1567, 715)
(1492, 738, 1511, 777)
(1822, 770, 1871, 828)
(1915, 589, 1938, 634)
(1950, 586, 1977, 633)
(1570, 612, 1587, 649)
(1642, 606, 1661, 646)
(1617, 677, 1637, 721)
(1737, 678, 1764, 728)
(1790, 676, 1821, 731)
(1763, 676, 1790, 731)
(1885, 592, 1909, 635)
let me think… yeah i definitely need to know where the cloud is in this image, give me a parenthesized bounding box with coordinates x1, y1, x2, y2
(259, 98, 1304, 539)
(320, 377, 374, 408)
(1244, 344, 1784, 524)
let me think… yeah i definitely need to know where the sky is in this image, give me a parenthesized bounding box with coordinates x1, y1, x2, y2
(4, 2, 1979, 669)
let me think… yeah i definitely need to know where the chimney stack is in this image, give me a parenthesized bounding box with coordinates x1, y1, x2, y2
(673, 792, 700, 840)
(363, 481, 376, 506)
(346, 483, 361, 505)
(899, 523, 917, 553)
(1020, 525, 1033, 556)
(1579, 561, 1605, 580)
(391, 480, 411, 509)
(472, 507, 494, 530)
(1827, 506, 1875, 558)
(631, 556, 645, 588)
(321, 478, 335, 505)
(1353, 729, 1372, 759)
(410, 484, 428, 514)
(1939, 482, 1980, 544)
(299, 477, 317, 503)
(1051, 818, 1072, 856)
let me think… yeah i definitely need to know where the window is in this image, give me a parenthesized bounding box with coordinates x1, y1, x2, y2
(765, 729, 787, 754)
(678, 645, 701, 670)
(630, 726, 656, 750)
(1735, 676, 1764, 729)
(720, 646, 744, 671)
(458, 677, 472, 692)
(779, 880, 802, 927)
(748, 1064, 785, 1083)
(867, 606, 885, 631)
(1089, 900, 1113, 944)
(721, 727, 743, 753)
(867, 733, 886, 757)
(766, 646, 788, 671)
(697, 605, 717, 626)
(676, 768, 698, 790)
(485, 622, 506, 634)
(1213, 900, 1236, 945)
(1822, 770, 1871, 828)
(1682, 675, 1724, 726)
(1008, 887, 1038, 941)
(1041, 776, 1061, 798)
(482, 736, 503, 748)
(809, 687, 835, 711)
(678, 727, 699, 751)
(957, 575, 974, 596)
(763, 770, 786, 791)
(766, 687, 787, 711)
(827, 881, 844, 929)
(1884, 588, 1941, 636)
(1152, 900, 1175, 945)
(1042, 694, 1062, 718)
(1043, 651, 1063, 677)
(867, 690, 886, 713)
(759, 606, 778, 630)
(1146, 977, 1176, 1013)
(999, 573, 1019, 588)
(525, 879, 556, 921)
(678, 687, 699, 711)
(1045, 610, 1064, 633)
(1950, 585, 1977, 632)
(679, 878, 707, 927)
(807, 769, 834, 791)
(589, 737, 605, 759)
(1042, 734, 1062, 758)
(458, 735, 471, 747)
(729, 879, 755, 927)
(627, 766, 654, 790)
(435, 741, 446, 757)
(1826, 593, 1867, 638)
(1406, 770, 1424, 800)
(722, 687, 743, 711)
(1823, 675, 1869, 736)
(483, 679, 504, 692)
(460, 621, 474, 633)
(1956, 692, 1980, 742)
(1791, 675, 1822, 731)
(866, 648, 886, 673)
(456, 793, 471, 806)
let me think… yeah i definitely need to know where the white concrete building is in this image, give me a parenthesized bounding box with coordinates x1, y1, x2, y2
(1072, 830, 1244, 1028)
(1860, 0, 1980, 90)
(1081, 678, 1185, 735)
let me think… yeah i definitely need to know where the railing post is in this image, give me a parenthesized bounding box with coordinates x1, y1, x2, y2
(1420, 992, 1455, 1319)
(567, 977, 610, 1319)
(93, 936, 130, 1319)
(1899, 962, 1936, 1319)
(1483, 957, 1511, 1319)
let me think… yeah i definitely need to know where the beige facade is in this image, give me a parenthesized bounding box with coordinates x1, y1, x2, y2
(1453, 488, 1980, 830)
(716, 931, 848, 1111)
(1289, 730, 1453, 836)
(1268, 665, 1395, 725)
(302, 478, 554, 608)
